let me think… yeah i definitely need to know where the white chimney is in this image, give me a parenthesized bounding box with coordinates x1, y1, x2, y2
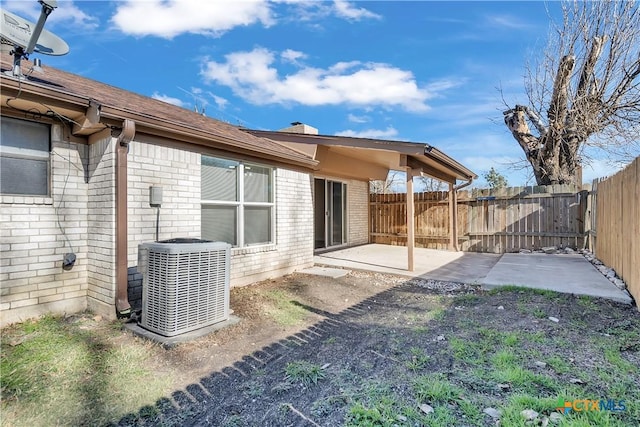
(278, 121, 319, 135)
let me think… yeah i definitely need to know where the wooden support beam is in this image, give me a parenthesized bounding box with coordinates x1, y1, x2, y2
(452, 184, 459, 251)
(448, 182, 456, 251)
(406, 168, 415, 271)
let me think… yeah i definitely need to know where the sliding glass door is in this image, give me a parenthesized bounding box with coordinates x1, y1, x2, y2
(314, 178, 347, 249)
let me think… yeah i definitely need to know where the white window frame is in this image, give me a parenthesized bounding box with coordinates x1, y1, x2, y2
(201, 156, 276, 248)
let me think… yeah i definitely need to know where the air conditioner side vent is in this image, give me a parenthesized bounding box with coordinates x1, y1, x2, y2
(139, 241, 231, 337)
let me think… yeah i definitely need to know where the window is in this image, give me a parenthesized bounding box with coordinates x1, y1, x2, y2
(0, 117, 50, 196)
(201, 156, 274, 247)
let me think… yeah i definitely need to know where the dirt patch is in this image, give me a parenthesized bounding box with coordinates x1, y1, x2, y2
(113, 271, 640, 426)
(142, 271, 404, 392)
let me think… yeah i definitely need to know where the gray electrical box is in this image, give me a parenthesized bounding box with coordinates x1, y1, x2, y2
(149, 186, 163, 207)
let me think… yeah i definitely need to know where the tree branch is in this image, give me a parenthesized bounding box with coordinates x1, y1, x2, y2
(547, 54, 575, 129)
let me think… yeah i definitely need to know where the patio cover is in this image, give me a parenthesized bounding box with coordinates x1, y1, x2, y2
(244, 128, 478, 271)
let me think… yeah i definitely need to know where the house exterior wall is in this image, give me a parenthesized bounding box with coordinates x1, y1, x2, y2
(347, 179, 369, 246)
(229, 168, 314, 286)
(315, 175, 369, 247)
(1, 124, 90, 326)
(86, 131, 116, 318)
(125, 146, 314, 309)
(1, 127, 315, 324)
(127, 141, 201, 263)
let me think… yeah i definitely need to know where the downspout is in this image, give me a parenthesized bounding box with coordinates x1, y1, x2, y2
(454, 177, 474, 191)
(115, 119, 136, 317)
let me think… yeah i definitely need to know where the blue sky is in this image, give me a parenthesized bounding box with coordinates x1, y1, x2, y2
(3, 0, 629, 186)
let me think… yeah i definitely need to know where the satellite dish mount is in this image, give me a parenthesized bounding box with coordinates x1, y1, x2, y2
(1, 0, 68, 78)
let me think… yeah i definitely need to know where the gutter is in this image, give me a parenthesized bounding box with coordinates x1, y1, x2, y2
(454, 177, 474, 191)
(115, 119, 135, 317)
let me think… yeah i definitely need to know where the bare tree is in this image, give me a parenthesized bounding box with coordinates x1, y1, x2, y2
(416, 176, 446, 192)
(503, 1, 640, 185)
(370, 170, 404, 194)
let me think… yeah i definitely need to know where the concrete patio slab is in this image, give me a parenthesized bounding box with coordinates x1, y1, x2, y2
(313, 244, 633, 305)
(299, 266, 351, 278)
(482, 253, 633, 304)
(314, 244, 501, 284)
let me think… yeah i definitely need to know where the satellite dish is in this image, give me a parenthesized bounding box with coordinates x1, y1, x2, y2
(0, 0, 68, 78)
(1, 8, 69, 55)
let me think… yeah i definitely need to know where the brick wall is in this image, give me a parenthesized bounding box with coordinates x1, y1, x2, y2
(2, 125, 316, 323)
(86, 130, 116, 317)
(315, 176, 369, 247)
(127, 142, 200, 264)
(347, 179, 369, 245)
(1, 125, 89, 326)
(228, 168, 315, 286)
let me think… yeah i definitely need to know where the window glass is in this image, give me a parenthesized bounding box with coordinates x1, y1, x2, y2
(201, 157, 238, 201)
(201, 156, 274, 247)
(244, 206, 272, 245)
(201, 205, 237, 245)
(244, 164, 272, 202)
(0, 117, 50, 196)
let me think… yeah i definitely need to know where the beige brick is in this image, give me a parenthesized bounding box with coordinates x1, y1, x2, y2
(38, 294, 65, 304)
(30, 288, 57, 298)
(10, 298, 38, 308)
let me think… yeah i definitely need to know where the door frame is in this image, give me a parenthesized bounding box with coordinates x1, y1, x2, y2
(314, 177, 348, 250)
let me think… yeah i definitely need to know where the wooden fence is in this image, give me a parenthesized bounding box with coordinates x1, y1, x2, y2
(591, 157, 639, 306)
(370, 185, 585, 253)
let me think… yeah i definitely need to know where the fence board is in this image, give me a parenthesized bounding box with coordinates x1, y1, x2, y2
(594, 157, 639, 307)
(370, 185, 584, 253)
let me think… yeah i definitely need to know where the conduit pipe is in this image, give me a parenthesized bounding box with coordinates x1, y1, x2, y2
(115, 119, 135, 317)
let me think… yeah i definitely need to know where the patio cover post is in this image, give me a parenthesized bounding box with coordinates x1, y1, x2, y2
(448, 181, 458, 251)
(406, 167, 415, 271)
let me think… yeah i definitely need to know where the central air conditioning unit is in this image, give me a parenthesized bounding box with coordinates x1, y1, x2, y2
(139, 239, 231, 337)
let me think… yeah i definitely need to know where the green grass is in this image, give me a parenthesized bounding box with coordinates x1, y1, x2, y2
(284, 360, 326, 386)
(264, 290, 309, 326)
(0, 314, 172, 427)
(405, 347, 430, 372)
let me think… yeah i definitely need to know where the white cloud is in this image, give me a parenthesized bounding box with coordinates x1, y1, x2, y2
(333, 0, 381, 21)
(336, 126, 399, 139)
(485, 14, 533, 30)
(111, 0, 273, 38)
(271, 0, 380, 24)
(3, 0, 98, 29)
(152, 92, 186, 107)
(208, 92, 229, 110)
(201, 47, 432, 112)
(281, 49, 307, 64)
(348, 113, 370, 123)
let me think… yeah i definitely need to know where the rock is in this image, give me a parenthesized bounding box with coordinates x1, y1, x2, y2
(519, 249, 532, 254)
(521, 409, 539, 420)
(534, 361, 547, 368)
(497, 383, 511, 391)
(548, 316, 560, 323)
(93, 315, 103, 322)
(612, 278, 626, 290)
(483, 407, 501, 419)
(542, 246, 557, 254)
(397, 415, 407, 422)
(497, 305, 504, 310)
(436, 335, 446, 341)
(606, 269, 616, 279)
(564, 247, 575, 254)
(419, 403, 434, 414)
(593, 259, 603, 265)
(569, 378, 585, 384)
(549, 412, 563, 424)
(541, 416, 550, 427)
